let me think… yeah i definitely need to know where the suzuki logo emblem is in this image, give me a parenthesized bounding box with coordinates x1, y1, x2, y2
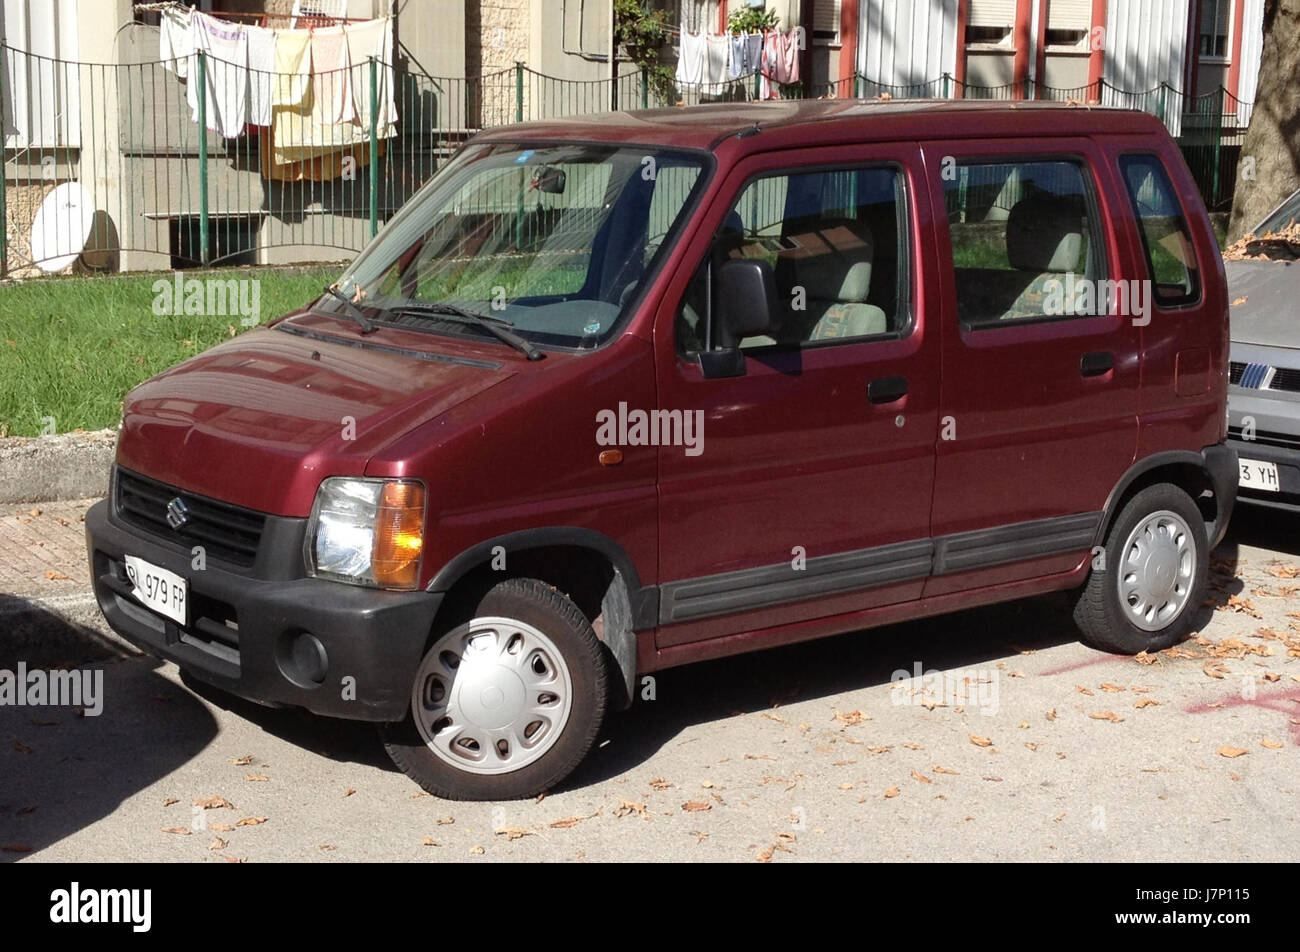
(165, 497, 190, 530)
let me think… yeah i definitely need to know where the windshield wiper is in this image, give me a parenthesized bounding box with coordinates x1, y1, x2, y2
(321, 284, 377, 334)
(388, 301, 544, 362)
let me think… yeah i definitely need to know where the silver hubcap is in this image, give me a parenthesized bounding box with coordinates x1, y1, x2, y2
(1117, 509, 1195, 632)
(411, 616, 573, 775)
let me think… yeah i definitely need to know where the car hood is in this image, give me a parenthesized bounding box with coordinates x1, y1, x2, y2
(116, 314, 516, 516)
(1227, 259, 1300, 350)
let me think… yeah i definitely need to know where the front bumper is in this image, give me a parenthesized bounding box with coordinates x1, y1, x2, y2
(86, 498, 441, 721)
(1227, 436, 1300, 513)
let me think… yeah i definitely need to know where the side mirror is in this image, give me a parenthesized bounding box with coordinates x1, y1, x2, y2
(531, 166, 567, 194)
(699, 259, 777, 379)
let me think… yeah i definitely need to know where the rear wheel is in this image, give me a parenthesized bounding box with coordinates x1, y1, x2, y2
(1073, 483, 1208, 654)
(382, 578, 607, 800)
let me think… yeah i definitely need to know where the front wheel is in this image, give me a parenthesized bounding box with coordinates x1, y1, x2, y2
(1073, 483, 1208, 654)
(382, 578, 608, 800)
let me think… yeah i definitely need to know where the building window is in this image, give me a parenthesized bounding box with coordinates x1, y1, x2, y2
(1046, 0, 1091, 50)
(1199, 0, 1232, 58)
(966, 0, 1015, 46)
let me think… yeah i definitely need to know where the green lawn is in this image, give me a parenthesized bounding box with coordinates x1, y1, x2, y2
(0, 266, 339, 437)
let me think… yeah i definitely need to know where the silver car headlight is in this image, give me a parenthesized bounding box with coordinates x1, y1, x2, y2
(307, 477, 426, 590)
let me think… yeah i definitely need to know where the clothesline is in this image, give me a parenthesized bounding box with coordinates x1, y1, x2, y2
(675, 22, 805, 100)
(152, 3, 398, 183)
(134, 1, 370, 26)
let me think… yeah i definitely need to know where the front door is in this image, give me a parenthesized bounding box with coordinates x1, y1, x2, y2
(653, 144, 941, 646)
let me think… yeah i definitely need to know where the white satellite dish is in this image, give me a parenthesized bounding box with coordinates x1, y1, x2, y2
(30, 182, 95, 273)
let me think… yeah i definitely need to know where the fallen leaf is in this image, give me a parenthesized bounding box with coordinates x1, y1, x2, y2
(1075, 685, 1095, 696)
(208, 837, 227, 851)
(549, 810, 599, 829)
(229, 756, 253, 766)
(1100, 682, 1126, 693)
(162, 797, 179, 807)
(235, 816, 267, 827)
(969, 733, 993, 748)
(910, 770, 932, 784)
(1046, 709, 1058, 721)
(1088, 710, 1125, 723)
(1133, 651, 1159, 665)
(245, 774, 269, 782)
(614, 799, 647, 818)
(1054, 813, 1066, 823)
(1017, 721, 1030, 729)
(469, 846, 484, 855)
(902, 742, 924, 750)
(933, 765, 959, 775)
(682, 800, 712, 812)
(838, 782, 854, 790)
(1202, 660, 1230, 679)
(494, 826, 534, 840)
(343, 788, 355, 798)
(1024, 742, 1039, 751)
(832, 709, 870, 726)
(193, 796, 234, 810)
(1261, 738, 1284, 750)
(883, 786, 900, 799)
(0, 844, 33, 853)
(1134, 698, 1159, 709)
(1217, 746, 1248, 759)
(436, 816, 455, 825)
(160, 827, 191, 836)
(43, 570, 70, 581)
(209, 824, 234, 832)
(421, 837, 440, 847)
(1232, 296, 1249, 306)
(12, 739, 33, 754)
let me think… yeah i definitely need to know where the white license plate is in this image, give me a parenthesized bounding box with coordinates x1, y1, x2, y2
(123, 556, 188, 625)
(1238, 458, 1281, 493)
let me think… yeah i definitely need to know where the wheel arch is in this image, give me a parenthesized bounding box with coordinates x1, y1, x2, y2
(1095, 450, 1229, 551)
(425, 528, 657, 709)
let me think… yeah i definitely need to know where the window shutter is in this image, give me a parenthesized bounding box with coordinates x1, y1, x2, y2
(968, 0, 1017, 27)
(1048, 0, 1093, 31)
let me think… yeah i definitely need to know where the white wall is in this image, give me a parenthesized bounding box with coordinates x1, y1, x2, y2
(857, 0, 959, 90)
(1102, 0, 1189, 134)
(1, 0, 80, 147)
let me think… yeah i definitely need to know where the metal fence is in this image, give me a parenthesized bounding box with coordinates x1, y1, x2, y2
(0, 42, 1253, 276)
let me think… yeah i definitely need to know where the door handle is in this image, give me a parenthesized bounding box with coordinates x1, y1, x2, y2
(868, 376, 908, 404)
(1080, 351, 1114, 377)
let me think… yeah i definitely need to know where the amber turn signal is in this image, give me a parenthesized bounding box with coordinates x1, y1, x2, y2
(599, 449, 623, 466)
(370, 480, 426, 590)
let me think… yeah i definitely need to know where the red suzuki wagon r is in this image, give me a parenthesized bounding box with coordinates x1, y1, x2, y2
(87, 100, 1235, 799)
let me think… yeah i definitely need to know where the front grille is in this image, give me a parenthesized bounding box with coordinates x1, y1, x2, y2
(115, 468, 266, 567)
(1229, 361, 1245, 384)
(1269, 367, 1300, 393)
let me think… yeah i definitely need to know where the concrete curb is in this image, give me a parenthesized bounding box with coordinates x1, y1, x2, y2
(0, 430, 116, 503)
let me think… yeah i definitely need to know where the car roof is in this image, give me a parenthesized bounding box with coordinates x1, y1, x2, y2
(472, 98, 1171, 153)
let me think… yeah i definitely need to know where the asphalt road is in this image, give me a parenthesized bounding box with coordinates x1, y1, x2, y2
(2, 506, 1298, 863)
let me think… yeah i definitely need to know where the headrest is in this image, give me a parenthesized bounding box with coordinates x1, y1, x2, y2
(791, 223, 874, 303)
(1006, 196, 1084, 272)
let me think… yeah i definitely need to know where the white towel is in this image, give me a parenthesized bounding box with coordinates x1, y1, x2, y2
(187, 12, 248, 139)
(675, 30, 705, 86)
(271, 28, 311, 107)
(160, 6, 193, 78)
(702, 34, 730, 89)
(246, 25, 276, 127)
(346, 17, 397, 138)
(310, 25, 354, 126)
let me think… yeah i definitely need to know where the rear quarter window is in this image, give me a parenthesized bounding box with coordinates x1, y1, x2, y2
(1119, 154, 1201, 307)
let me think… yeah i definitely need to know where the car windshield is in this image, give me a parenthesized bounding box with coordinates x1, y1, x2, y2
(1256, 188, 1300, 236)
(324, 142, 708, 349)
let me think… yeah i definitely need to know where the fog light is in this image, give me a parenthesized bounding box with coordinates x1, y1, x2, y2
(278, 630, 328, 687)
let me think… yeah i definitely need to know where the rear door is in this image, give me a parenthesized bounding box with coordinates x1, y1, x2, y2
(652, 143, 941, 646)
(920, 138, 1142, 596)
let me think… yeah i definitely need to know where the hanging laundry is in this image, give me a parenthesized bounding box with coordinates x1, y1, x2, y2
(727, 34, 744, 80)
(776, 29, 800, 85)
(257, 126, 384, 183)
(759, 30, 781, 100)
(271, 27, 312, 107)
(310, 25, 355, 126)
(186, 11, 248, 139)
(743, 33, 763, 75)
(675, 29, 705, 87)
(346, 16, 398, 138)
(159, 5, 193, 79)
(246, 24, 276, 127)
(702, 34, 730, 90)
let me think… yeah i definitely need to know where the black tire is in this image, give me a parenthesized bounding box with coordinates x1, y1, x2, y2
(381, 577, 608, 800)
(1073, 483, 1208, 654)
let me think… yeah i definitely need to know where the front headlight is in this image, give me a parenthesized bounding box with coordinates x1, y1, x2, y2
(307, 477, 426, 590)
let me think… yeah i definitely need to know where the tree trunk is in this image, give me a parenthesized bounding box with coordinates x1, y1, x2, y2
(1228, 0, 1300, 241)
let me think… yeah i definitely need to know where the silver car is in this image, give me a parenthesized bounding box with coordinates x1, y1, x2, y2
(1227, 188, 1300, 508)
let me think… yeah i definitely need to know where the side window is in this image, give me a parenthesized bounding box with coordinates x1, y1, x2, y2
(944, 159, 1104, 327)
(676, 166, 909, 354)
(1119, 154, 1201, 306)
